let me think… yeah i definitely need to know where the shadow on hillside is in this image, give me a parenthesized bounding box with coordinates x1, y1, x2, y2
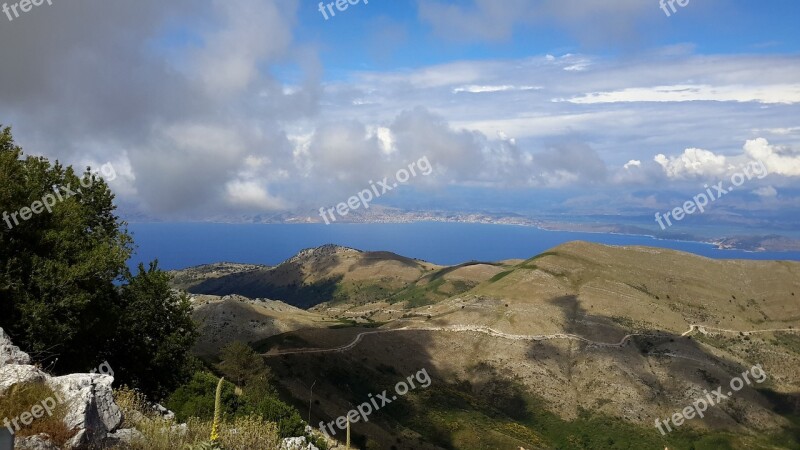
(189, 272, 343, 309)
(526, 294, 800, 437)
(352, 251, 424, 270)
(263, 328, 461, 450)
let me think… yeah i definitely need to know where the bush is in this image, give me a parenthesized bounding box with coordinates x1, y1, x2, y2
(165, 372, 240, 423)
(239, 388, 306, 438)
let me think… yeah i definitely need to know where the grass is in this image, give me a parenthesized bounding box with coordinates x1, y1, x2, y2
(388, 278, 446, 307)
(488, 270, 513, 283)
(772, 332, 800, 355)
(0, 382, 73, 446)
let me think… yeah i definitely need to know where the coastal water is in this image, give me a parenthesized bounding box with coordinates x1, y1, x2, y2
(125, 223, 800, 271)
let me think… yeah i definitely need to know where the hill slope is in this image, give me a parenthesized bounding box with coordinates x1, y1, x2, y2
(171, 242, 800, 449)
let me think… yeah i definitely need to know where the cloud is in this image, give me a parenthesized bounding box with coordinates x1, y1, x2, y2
(654, 148, 730, 179)
(623, 160, 641, 170)
(654, 138, 800, 182)
(453, 85, 540, 94)
(1, 2, 798, 221)
(226, 180, 288, 210)
(561, 84, 800, 105)
(752, 186, 778, 198)
(743, 138, 800, 176)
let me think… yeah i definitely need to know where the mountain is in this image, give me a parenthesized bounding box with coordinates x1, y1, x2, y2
(170, 242, 800, 449)
(173, 244, 441, 309)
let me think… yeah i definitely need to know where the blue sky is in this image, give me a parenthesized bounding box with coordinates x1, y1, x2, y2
(0, 0, 798, 237)
(292, 0, 800, 74)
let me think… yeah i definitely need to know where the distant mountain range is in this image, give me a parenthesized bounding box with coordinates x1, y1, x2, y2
(133, 204, 800, 252)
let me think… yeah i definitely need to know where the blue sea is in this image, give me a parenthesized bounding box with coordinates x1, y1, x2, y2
(124, 223, 800, 271)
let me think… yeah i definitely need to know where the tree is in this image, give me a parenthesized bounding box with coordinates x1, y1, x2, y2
(0, 125, 197, 399)
(110, 262, 199, 399)
(0, 125, 128, 371)
(218, 341, 270, 387)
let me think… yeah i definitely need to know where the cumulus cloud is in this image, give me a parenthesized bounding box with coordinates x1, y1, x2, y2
(743, 138, 800, 176)
(655, 138, 800, 181)
(654, 148, 730, 179)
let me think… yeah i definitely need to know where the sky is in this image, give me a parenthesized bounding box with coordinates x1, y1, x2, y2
(0, 0, 799, 235)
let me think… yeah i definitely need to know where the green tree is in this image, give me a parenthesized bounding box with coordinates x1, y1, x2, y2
(218, 341, 271, 387)
(0, 125, 196, 399)
(110, 262, 199, 399)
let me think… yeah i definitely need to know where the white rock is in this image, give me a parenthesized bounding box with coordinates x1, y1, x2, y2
(0, 328, 31, 367)
(14, 433, 60, 450)
(0, 364, 47, 394)
(104, 428, 145, 446)
(280, 436, 320, 450)
(47, 373, 122, 447)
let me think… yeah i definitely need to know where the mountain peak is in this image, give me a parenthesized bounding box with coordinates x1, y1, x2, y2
(285, 244, 362, 264)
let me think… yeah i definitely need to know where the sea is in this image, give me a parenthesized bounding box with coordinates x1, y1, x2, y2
(125, 222, 800, 271)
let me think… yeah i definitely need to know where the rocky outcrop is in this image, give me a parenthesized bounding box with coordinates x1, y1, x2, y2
(280, 436, 320, 450)
(0, 328, 122, 449)
(0, 365, 47, 392)
(14, 433, 60, 450)
(0, 328, 31, 366)
(48, 373, 122, 448)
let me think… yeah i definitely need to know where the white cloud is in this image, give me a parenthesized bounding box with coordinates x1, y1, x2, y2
(623, 160, 641, 170)
(225, 180, 287, 210)
(743, 138, 800, 176)
(562, 84, 800, 105)
(752, 186, 778, 198)
(453, 85, 541, 94)
(654, 148, 729, 179)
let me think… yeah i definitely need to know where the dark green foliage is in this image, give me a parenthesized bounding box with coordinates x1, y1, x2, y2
(166, 369, 307, 439)
(239, 386, 306, 438)
(0, 125, 197, 400)
(111, 262, 199, 399)
(217, 341, 271, 387)
(166, 372, 240, 421)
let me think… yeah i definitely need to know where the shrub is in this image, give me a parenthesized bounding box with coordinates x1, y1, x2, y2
(165, 373, 239, 423)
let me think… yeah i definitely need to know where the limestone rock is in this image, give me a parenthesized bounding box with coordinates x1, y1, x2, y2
(14, 433, 60, 450)
(47, 373, 122, 448)
(280, 436, 320, 450)
(0, 328, 30, 367)
(0, 365, 47, 394)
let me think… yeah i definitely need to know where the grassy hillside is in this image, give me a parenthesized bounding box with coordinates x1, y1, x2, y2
(172, 241, 800, 449)
(175, 245, 440, 308)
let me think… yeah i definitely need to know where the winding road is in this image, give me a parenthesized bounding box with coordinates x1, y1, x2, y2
(262, 323, 798, 357)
